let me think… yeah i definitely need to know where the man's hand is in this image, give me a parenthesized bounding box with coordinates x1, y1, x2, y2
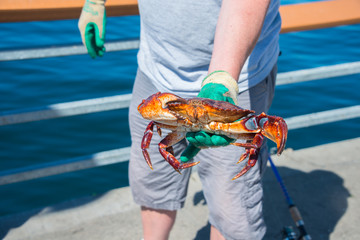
(180, 71, 239, 162)
(78, 0, 106, 58)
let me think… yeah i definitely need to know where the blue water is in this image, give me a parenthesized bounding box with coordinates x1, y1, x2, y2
(0, 4, 359, 217)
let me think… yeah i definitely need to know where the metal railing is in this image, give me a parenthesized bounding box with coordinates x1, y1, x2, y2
(2, 0, 360, 33)
(0, 40, 140, 61)
(0, 51, 359, 185)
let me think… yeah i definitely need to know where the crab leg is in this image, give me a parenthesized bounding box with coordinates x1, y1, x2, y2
(159, 131, 200, 174)
(231, 133, 264, 180)
(141, 121, 156, 170)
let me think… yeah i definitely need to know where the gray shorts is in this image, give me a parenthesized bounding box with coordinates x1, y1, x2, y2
(129, 66, 277, 240)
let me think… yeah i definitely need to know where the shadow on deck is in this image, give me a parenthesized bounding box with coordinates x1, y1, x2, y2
(1, 138, 359, 240)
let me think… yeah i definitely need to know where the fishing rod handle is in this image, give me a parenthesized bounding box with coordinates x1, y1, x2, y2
(289, 205, 302, 223)
(289, 205, 311, 240)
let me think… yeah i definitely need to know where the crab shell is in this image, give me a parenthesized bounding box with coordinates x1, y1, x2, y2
(138, 92, 254, 129)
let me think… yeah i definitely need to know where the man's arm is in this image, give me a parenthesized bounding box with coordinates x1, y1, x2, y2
(209, 0, 271, 79)
(181, 0, 272, 161)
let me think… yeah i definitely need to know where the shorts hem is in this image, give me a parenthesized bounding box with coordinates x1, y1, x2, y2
(133, 197, 185, 211)
(209, 219, 266, 240)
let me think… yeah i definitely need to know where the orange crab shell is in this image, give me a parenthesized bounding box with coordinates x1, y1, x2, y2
(138, 92, 255, 127)
(166, 97, 255, 124)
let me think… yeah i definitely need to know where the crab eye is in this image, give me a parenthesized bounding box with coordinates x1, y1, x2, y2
(259, 117, 268, 128)
(245, 117, 258, 130)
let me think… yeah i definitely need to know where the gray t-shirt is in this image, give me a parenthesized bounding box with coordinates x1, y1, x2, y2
(136, 0, 281, 95)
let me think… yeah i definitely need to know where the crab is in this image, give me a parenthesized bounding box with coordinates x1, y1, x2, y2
(138, 92, 288, 180)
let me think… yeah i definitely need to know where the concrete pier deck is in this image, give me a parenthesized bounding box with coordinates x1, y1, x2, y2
(1, 138, 359, 240)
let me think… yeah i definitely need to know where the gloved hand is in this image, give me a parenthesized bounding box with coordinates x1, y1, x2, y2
(180, 71, 239, 162)
(78, 0, 106, 58)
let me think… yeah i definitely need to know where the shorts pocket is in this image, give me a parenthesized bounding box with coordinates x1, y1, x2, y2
(243, 183, 264, 225)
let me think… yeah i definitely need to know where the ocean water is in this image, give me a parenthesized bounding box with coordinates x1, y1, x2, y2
(0, 4, 359, 216)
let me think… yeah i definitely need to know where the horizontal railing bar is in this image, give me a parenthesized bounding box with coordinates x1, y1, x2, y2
(279, 0, 360, 33)
(276, 61, 360, 85)
(0, 0, 139, 23)
(0, 147, 131, 186)
(0, 40, 140, 61)
(1, 62, 359, 126)
(0, 94, 132, 126)
(285, 105, 360, 130)
(1, 0, 360, 34)
(0, 105, 359, 185)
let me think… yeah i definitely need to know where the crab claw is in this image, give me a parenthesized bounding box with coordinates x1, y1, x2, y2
(258, 113, 288, 155)
(138, 92, 186, 122)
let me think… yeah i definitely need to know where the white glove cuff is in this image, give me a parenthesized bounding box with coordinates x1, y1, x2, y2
(202, 71, 239, 105)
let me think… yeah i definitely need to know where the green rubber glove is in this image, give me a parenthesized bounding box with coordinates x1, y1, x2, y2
(78, 0, 106, 58)
(180, 71, 240, 162)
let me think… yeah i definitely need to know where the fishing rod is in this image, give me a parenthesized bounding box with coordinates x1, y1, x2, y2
(268, 156, 312, 240)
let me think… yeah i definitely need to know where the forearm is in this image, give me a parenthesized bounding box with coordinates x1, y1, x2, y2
(209, 0, 271, 80)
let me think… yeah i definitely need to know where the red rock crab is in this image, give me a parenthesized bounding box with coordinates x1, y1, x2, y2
(138, 92, 288, 180)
